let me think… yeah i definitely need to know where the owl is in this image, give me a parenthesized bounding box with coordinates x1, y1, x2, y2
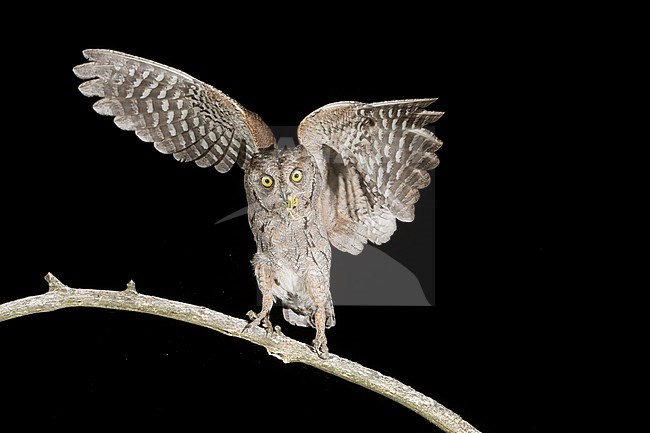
(73, 49, 443, 358)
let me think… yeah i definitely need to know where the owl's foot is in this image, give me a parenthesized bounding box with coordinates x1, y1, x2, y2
(312, 333, 329, 359)
(243, 310, 277, 337)
(310, 306, 330, 359)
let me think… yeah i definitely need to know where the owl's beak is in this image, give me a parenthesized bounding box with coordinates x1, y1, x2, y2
(283, 195, 299, 210)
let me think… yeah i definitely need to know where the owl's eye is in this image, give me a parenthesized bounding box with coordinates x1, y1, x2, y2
(290, 169, 303, 183)
(261, 175, 274, 188)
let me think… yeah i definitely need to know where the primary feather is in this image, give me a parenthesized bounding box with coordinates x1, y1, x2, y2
(73, 49, 275, 172)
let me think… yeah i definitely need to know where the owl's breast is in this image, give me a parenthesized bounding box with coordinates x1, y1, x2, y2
(249, 209, 331, 275)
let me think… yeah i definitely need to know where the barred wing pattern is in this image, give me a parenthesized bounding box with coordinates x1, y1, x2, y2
(298, 99, 443, 254)
(73, 49, 275, 172)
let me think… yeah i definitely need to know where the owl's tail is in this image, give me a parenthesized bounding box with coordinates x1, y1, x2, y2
(282, 301, 336, 329)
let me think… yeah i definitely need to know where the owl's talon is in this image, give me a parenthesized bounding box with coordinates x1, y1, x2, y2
(261, 323, 282, 338)
(242, 310, 257, 333)
(312, 336, 330, 359)
(243, 310, 274, 337)
(262, 316, 275, 337)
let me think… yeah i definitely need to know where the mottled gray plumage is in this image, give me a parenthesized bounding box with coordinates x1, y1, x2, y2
(73, 49, 443, 358)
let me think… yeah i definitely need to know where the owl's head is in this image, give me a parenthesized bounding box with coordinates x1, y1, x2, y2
(244, 145, 322, 217)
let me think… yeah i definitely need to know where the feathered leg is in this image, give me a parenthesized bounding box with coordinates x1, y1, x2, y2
(311, 302, 329, 359)
(244, 256, 276, 335)
(306, 272, 330, 359)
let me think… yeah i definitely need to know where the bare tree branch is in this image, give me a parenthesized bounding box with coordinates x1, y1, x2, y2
(0, 273, 480, 433)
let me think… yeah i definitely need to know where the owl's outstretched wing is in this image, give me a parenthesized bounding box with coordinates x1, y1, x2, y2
(298, 99, 443, 254)
(73, 49, 275, 172)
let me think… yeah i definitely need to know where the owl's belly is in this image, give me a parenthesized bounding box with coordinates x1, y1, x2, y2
(251, 215, 331, 300)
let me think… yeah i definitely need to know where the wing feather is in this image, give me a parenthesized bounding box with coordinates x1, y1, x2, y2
(73, 49, 275, 172)
(299, 99, 443, 254)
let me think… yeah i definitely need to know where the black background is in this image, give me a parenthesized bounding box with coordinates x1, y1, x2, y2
(1, 14, 548, 433)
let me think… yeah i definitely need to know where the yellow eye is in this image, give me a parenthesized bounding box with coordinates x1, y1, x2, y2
(261, 175, 274, 188)
(290, 169, 303, 183)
